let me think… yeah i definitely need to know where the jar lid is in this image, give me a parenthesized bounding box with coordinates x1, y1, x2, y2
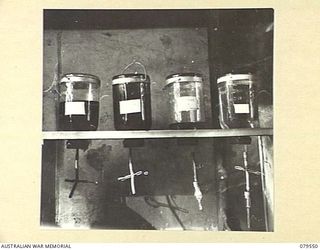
(60, 73, 100, 86)
(217, 73, 253, 84)
(112, 73, 150, 85)
(165, 73, 203, 86)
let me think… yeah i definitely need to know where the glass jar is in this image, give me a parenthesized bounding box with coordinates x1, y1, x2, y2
(164, 73, 205, 129)
(217, 73, 258, 129)
(112, 70, 152, 130)
(58, 73, 100, 131)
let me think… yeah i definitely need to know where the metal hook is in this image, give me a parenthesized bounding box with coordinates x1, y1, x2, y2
(121, 59, 147, 81)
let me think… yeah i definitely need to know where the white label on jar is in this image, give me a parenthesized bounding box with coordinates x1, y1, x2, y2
(234, 104, 250, 114)
(65, 102, 85, 115)
(120, 99, 141, 114)
(176, 96, 199, 112)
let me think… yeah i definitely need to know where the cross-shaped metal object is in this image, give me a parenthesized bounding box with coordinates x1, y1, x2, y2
(234, 145, 262, 230)
(65, 148, 98, 198)
(117, 148, 148, 195)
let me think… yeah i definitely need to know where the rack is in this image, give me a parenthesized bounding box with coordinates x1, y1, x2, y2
(42, 9, 274, 231)
(42, 128, 273, 140)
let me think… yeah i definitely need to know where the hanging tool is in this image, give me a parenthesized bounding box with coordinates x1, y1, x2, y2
(65, 148, 98, 198)
(234, 145, 255, 230)
(191, 152, 203, 211)
(243, 145, 251, 230)
(117, 148, 148, 195)
(128, 148, 135, 194)
(234, 144, 270, 231)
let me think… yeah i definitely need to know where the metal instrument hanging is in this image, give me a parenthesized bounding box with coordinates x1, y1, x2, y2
(191, 152, 203, 211)
(233, 145, 263, 230)
(117, 148, 148, 195)
(65, 148, 98, 198)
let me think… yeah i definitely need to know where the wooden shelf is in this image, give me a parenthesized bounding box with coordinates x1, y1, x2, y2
(42, 128, 273, 140)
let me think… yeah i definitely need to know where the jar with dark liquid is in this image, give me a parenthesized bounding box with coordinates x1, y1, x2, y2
(112, 74, 152, 130)
(112, 62, 152, 130)
(217, 73, 258, 129)
(58, 73, 101, 131)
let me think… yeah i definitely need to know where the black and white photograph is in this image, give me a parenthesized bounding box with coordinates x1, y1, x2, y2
(41, 9, 274, 231)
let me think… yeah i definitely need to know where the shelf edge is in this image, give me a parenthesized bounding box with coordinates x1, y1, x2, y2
(42, 128, 273, 140)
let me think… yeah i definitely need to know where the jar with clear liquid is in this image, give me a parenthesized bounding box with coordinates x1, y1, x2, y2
(164, 73, 205, 129)
(58, 73, 101, 131)
(217, 73, 258, 129)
